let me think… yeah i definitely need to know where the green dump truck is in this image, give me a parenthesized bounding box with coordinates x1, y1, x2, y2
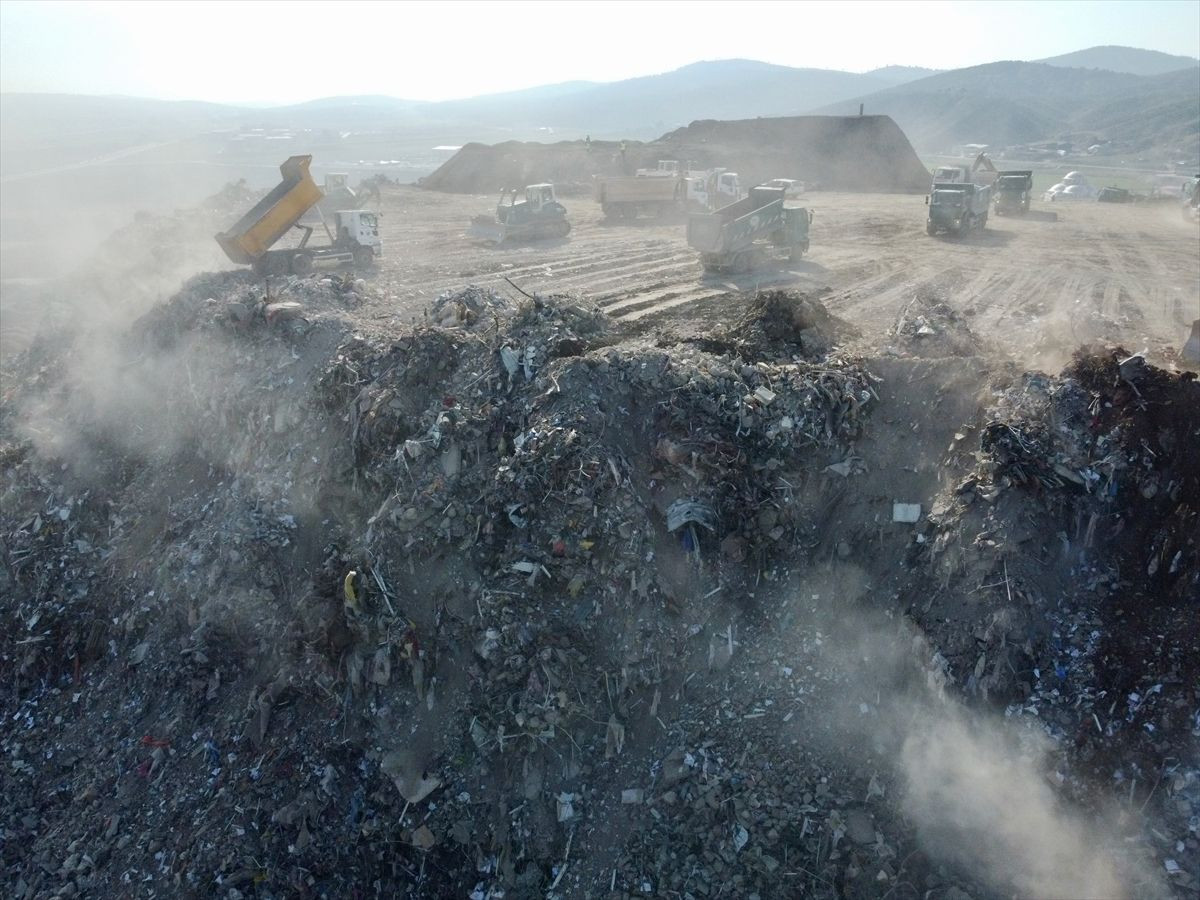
(216, 155, 382, 276)
(926, 182, 990, 236)
(686, 185, 812, 273)
(993, 170, 1033, 215)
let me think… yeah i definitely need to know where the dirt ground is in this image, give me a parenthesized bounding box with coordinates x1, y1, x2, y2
(351, 187, 1197, 367)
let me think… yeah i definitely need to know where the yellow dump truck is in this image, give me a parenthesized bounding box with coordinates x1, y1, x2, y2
(216, 155, 382, 277)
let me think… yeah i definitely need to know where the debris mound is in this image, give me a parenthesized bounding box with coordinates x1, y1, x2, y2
(714, 289, 855, 360)
(3, 259, 1196, 899)
(900, 346, 1198, 892)
(892, 293, 982, 357)
(422, 115, 930, 193)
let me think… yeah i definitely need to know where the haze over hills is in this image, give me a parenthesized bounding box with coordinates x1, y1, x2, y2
(1037, 45, 1200, 76)
(818, 59, 1200, 158)
(1, 44, 1196, 198)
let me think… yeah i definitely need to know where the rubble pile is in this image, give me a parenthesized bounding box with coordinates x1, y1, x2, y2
(0, 277, 894, 899)
(700, 289, 855, 362)
(891, 294, 982, 358)
(902, 346, 1199, 896)
(349, 288, 874, 572)
(2, 260, 1197, 899)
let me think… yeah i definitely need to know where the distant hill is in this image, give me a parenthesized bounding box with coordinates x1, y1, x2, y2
(430, 59, 897, 135)
(1037, 45, 1199, 76)
(816, 60, 1200, 157)
(866, 66, 942, 85)
(4, 45, 1197, 188)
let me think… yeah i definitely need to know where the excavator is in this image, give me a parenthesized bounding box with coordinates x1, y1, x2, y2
(216, 155, 382, 277)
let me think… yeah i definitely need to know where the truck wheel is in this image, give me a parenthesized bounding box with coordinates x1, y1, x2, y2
(926, 221, 936, 236)
(353, 246, 374, 268)
(788, 244, 805, 262)
(733, 252, 752, 273)
(267, 253, 290, 276)
(290, 252, 314, 276)
(556, 220, 571, 238)
(978, 213, 988, 230)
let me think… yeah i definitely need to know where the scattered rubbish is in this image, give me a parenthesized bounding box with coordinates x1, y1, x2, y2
(556, 793, 576, 822)
(892, 502, 921, 523)
(665, 499, 718, 533)
(381, 750, 441, 804)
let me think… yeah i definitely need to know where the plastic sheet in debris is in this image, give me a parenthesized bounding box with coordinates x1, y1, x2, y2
(666, 499, 718, 532)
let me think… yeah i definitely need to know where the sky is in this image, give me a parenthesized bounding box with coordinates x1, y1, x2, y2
(2, 0, 1198, 104)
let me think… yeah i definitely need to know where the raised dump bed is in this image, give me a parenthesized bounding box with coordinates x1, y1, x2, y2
(216, 156, 323, 265)
(687, 185, 811, 272)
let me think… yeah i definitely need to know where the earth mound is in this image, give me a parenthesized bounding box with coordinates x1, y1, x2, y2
(421, 115, 930, 194)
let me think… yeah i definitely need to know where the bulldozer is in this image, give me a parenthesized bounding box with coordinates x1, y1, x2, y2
(470, 184, 570, 244)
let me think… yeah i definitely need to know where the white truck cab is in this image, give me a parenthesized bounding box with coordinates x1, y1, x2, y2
(637, 160, 681, 177)
(335, 210, 382, 257)
(683, 169, 742, 210)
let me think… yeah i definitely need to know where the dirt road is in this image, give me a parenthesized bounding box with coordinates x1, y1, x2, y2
(358, 187, 1198, 367)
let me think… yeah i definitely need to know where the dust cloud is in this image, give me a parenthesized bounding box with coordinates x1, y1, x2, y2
(899, 705, 1131, 900)
(777, 569, 1162, 900)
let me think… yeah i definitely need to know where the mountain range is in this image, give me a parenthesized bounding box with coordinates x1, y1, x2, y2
(2, 44, 1197, 187)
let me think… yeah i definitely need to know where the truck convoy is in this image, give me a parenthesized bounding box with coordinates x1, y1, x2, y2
(470, 184, 571, 244)
(926, 183, 991, 236)
(992, 170, 1033, 215)
(686, 185, 812, 272)
(593, 162, 742, 220)
(216, 155, 381, 276)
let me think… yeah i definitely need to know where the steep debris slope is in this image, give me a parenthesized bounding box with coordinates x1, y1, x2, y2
(421, 115, 930, 194)
(1, 269, 1196, 899)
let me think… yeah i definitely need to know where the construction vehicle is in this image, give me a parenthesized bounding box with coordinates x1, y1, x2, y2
(1097, 187, 1135, 204)
(594, 165, 743, 221)
(1183, 319, 1200, 364)
(636, 160, 681, 177)
(470, 184, 570, 244)
(216, 155, 381, 276)
(762, 178, 806, 198)
(687, 168, 742, 211)
(993, 170, 1033, 215)
(925, 183, 991, 236)
(932, 152, 997, 187)
(593, 174, 686, 219)
(1183, 176, 1200, 222)
(686, 185, 812, 273)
